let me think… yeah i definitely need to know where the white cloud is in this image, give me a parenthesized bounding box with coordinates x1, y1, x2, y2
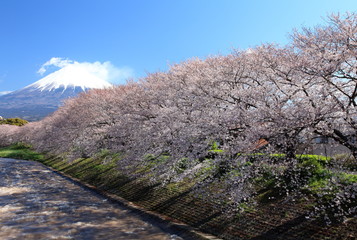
(37, 57, 134, 84)
(106, 65, 135, 84)
(38, 57, 73, 75)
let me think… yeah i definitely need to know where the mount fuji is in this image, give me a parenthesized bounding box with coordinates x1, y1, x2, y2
(0, 65, 112, 121)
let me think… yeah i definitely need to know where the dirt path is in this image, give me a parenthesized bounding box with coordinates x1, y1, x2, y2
(0, 158, 184, 240)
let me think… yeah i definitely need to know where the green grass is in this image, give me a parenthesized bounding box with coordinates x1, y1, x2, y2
(339, 172, 357, 184)
(0, 143, 44, 161)
(208, 141, 224, 153)
(243, 153, 355, 206)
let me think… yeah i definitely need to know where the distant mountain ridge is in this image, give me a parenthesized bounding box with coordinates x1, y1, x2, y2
(0, 67, 112, 121)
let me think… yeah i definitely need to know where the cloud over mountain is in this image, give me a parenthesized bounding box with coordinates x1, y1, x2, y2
(38, 57, 134, 85)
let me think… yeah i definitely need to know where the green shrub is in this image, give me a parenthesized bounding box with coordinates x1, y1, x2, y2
(339, 173, 357, 184)
(208, 141, 224, 153)
(0, 118, 29, 126)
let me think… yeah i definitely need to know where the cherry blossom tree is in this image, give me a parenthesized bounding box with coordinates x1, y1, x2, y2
(0, 124, 20, 146)
(292, 12, 357, 158)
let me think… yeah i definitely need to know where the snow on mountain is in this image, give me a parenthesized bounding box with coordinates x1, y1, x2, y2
(0, 62, 114, 121)
(0, 91, 12, 96)
(26, 63, 113, 91)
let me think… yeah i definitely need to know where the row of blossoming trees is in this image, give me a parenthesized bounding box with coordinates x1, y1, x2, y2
(0, 13, 356, 222)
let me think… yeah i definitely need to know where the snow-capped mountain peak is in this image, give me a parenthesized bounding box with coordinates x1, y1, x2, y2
(0, 59, 119, 121)
(26, 63, 113, 91)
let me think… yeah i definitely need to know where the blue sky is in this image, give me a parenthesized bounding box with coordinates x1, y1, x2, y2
(0, 0, 356, 93)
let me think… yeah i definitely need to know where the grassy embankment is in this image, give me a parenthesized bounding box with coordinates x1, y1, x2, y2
(1, 143, 356, 240)
(0, 143, 44, 160)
